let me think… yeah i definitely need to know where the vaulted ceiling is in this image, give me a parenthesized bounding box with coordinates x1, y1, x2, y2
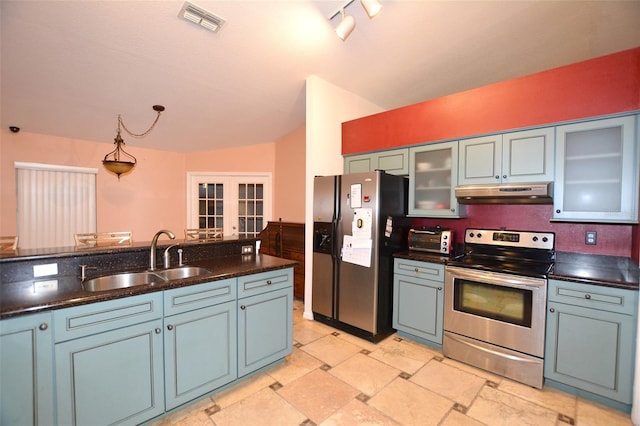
(2, 1, 639, 153)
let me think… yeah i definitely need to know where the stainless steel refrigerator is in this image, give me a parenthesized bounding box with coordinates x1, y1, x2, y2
(312, 170, 409, 342)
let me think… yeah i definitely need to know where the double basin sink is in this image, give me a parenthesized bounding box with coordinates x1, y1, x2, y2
(82, 267, 212, 292)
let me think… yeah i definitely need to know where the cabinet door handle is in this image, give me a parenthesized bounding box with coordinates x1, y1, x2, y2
(556, 209, 561, 214)
(240, 305, 247, 310)
(502, 175, 507, 179)
(585, 294, 591, 300)
(155, 328, 162, 334)
(39, 323, 48, 331)
(549, 308, 555, 313)
(167, 324, 174, 331)
(437, 287, 442, 291)
(495, 175, 500, 179)
(414, 268, 419, 273)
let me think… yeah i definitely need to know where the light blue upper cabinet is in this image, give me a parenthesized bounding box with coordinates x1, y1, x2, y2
(344, 148, 409, 175)
(409, 141, 466, 217)
(459, 128, 555, 185)
(553, 115, 638, 223)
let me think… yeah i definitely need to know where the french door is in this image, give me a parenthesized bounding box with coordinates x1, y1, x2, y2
(187, 173, 271, 238)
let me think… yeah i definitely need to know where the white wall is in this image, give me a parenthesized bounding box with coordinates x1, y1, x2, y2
(303, 75, 385, 320)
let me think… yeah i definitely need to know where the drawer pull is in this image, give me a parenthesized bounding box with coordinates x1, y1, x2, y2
(585, 294, 591, 300)
(155, 328, 162, 334)
(414, 268, 419, 273)
(267, 280, 272, 285)
(167, 324, 174, 331)
(39, 323, 48, 331)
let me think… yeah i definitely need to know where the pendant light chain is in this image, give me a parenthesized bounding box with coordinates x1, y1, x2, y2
(118, 110, 162, 138)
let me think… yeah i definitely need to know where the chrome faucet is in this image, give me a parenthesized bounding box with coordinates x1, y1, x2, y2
(150, 230, 175, 271)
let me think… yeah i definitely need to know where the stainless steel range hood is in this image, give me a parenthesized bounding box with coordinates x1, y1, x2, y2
(455, 182, 553, 204)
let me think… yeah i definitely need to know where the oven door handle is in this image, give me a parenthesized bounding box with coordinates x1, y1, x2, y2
(446, 266, 546, 289)
(446, 333, 541, 364)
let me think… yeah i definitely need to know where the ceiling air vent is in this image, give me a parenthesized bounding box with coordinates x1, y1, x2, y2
(179, 1, 225, 33)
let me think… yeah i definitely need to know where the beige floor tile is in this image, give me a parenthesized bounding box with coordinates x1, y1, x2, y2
(210, 372, 275, 409)
(329, 353, 401, 396)
(368, 377, 453, 425)
(300, 334, 362, 367)
(440, 409, 488, 426)
(293, 319, 335, 345)
(575, 398, 633, 426)
(169, 411, 214, 426)
(410, 359, 486, 407)
(277, 368, 360, 424)
(149, 397, 214, 426)
(466, 386, 558, 426)
(209, 387, 307, 426)
(333, 329, 391, 352)
(441, 356, 504, 384)
(498, 379, 577, 419)
(319, 399, 400, 426)
(267, 346, 324, 385)
(369, 337, 436, 374)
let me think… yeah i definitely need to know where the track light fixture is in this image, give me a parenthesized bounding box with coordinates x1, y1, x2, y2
(329, 0, 382, 41)
(335, 9, 356, 41)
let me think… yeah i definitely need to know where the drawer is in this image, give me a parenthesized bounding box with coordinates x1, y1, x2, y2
(54, 292, 163, 342)
(238, 269, 293, 299)
(548, 279, 638, 316)
(394, 258, 445, 283)
(164, 278, 236, 316)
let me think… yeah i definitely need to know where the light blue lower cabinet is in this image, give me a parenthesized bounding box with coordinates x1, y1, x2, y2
(392, 259, 445, 346)
(55, 318, 165, 426)
(544, 279, 638, 411)
(164, 300, 237, 410)
(0, 311, 54, 426)
(238, 286, 293, 377)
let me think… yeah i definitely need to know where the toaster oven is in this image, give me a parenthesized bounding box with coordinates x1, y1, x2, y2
(408, 228, 453, 254)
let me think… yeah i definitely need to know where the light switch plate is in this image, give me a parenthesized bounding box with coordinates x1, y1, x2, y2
(585, 231, 597, 245)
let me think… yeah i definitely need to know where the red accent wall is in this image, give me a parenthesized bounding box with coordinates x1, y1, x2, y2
(342, 47, 640, 154)
(342, 47, 640, 260)
(411, 206, 632, 257)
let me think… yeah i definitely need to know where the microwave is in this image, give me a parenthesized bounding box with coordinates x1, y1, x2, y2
(408, 228, 453, 254)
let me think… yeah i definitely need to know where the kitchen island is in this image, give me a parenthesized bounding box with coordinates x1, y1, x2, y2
(0, 237, 297, 426)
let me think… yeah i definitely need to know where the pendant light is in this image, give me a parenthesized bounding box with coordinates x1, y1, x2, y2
(103, 105, 165, 179)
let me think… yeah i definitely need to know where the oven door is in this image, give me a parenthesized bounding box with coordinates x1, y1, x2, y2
(444, 266, 547, 357)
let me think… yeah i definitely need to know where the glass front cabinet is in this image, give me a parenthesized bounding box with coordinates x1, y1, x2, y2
(554, 115, 638, 223)
(408, 141, 466, 218)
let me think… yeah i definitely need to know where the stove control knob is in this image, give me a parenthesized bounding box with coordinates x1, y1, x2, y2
(542, 237, 548, 242)
(469, 233, 475, 238)
(533, 236, 538, 242)
(477, 233, 482, 238)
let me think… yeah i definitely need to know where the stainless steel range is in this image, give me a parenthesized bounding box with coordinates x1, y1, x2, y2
(443, 228, 555, 388)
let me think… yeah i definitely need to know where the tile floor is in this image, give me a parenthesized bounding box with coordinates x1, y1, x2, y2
(151, 300, 633, 426)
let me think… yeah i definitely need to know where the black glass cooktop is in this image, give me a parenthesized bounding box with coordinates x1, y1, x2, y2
(447, 244, 555, 278)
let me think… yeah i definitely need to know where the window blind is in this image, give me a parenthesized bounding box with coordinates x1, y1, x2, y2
(15, 162, 97, 249)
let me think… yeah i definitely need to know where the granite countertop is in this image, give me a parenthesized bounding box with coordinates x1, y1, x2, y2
(0, 253, 297, 319)
(393, 250, 639, 291)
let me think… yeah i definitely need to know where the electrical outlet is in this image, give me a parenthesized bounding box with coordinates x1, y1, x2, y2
(585, 231, 597, 245)
(33, 263, 58, 277)
(242, 245, 254, 254)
